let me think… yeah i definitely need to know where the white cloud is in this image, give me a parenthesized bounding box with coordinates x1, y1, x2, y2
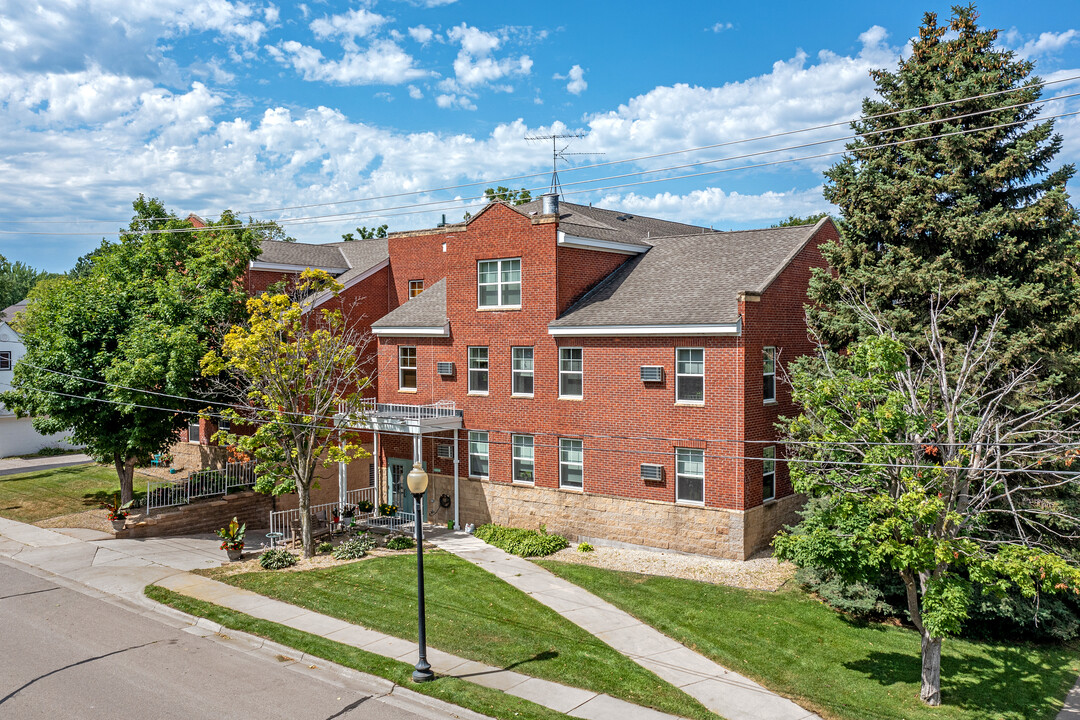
(408, 84, 423, 99)
(268, 39, 427, 85)
(408, 25, 434, 44)
(709, 22, 734, 33)
(310, 8, 389, 49)
(554, 64, 587, 95)
(596, 186, 829, 224)
(1003, 28, 1079, 59)
(446, 23, 532, 88)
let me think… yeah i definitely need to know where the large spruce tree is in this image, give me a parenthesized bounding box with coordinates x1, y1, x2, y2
(811, 4, 1080, 385)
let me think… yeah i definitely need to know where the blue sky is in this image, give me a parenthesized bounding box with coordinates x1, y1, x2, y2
(2, 0, 1078, 273)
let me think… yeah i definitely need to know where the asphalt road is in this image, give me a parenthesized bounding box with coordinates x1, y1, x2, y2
(0, 562, 446, 720)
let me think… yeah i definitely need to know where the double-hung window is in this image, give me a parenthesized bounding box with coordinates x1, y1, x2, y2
(188, 419, 200, 444)
(763, 347, 776, 403)
(512, 347, 534, 396)
(559, 348, 583, 398)
(468, 347, 489, 393)
(676, 348, 704, 403)
(559, 438, 583, 489)
(675, 448, 704, 504)
(512, 435, 534, 483)
(399, 346, 417, 390)
(0, 351, 11, 371)
(478, 258, 521, 308)
(762, 446, 776, 501)
(408, 280, 424, 298)
(469, 431, 489, 478)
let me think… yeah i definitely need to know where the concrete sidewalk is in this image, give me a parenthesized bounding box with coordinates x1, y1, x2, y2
(0, 518, 701, 720)
(0, 452, 93, 476)
(428, 530, 820, 720)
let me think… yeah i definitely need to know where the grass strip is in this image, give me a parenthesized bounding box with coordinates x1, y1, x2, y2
(202, 551, 717, 720)
(145, 585, 572, 720)
(0, 464, 138, 523)
(537, 559, 1080, 720)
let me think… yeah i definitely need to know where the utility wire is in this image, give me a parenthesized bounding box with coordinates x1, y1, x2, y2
(3, 75, 1078, 228)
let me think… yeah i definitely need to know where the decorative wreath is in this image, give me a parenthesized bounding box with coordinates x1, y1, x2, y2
(439, 493, 452, 509)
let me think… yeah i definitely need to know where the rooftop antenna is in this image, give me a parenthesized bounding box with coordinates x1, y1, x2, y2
(523, 131, 603, 196)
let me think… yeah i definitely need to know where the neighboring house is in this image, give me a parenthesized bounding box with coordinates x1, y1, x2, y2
(178, 198, 835, 559)
(0, 301, 80, 457)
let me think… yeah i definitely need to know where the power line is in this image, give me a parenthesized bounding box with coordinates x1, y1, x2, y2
(3, 74, 1078, 228)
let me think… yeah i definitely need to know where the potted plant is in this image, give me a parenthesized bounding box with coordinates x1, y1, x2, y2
(378, 502, 398, 517)
(217, 517, 246, 561)
(101, 493, 133, 531)
(357, 499, 374, 514)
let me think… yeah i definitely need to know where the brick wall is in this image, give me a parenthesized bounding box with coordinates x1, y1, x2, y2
(121, 491, 273, 538)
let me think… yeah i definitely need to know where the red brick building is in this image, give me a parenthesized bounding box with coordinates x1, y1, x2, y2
(181, 198, 834, 558)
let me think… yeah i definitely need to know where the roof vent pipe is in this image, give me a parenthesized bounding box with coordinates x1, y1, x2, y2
(541, 192, 559, 215)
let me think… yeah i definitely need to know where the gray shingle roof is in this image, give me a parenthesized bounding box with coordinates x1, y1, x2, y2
(549, 221, 824, 328)
(257, 240, 349, 270)
(331, 239, 390, 285)
(1, 300, 27, 325)
(371, 278, 447, 329)
(515, 199, 711, 246)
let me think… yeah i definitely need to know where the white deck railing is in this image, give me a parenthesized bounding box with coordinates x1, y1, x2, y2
(145, 461, 256, 514)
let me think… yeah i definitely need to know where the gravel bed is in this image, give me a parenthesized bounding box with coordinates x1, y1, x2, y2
(546, 545, 796, 591)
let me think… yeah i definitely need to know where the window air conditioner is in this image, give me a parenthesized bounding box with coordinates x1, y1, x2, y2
(640, 366, 664, 382)
(640, 463, 664, 481)
(437, 361, 455, 376)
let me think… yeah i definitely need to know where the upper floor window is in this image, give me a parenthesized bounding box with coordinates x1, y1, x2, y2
(188, 419, 200, 444)
(762, 446, 776, 501)
(478, 258, 521, 308)
(512, 347, 534, 396)
(559, 438, 583, 489)
(468, 347, 489, 393)
(399, 346, 417, 390)
(763, 347, 776, 403)
(675, 448, 704, 504)
(0, 351, 11, 371)
(469, 431, 489, 478)
(409, 280, 424, 298)
(218, 418, 231, 433)
(512, 435, 534, 483)
(676, 348, 704, 404)
(559, 347, 583, 398)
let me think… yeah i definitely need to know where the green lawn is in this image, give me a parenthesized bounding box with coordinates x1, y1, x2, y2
(0, 463, 138, 523)
(205, 551, 718, 720)
(145, 586, 574, 720)
(536, 560, 1080, 720)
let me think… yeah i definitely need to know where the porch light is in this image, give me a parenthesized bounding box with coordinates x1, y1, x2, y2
(407, 462, 429, 495)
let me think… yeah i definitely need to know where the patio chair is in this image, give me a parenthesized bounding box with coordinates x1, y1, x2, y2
(288, 511, 332, 546)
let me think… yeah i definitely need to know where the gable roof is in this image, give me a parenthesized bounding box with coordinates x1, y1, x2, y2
(548, 220, 826, 331)
(1, 301, 28, 325)
(370, 278, 448, 336)
(516, 199, 711, 247)
(255, 240, 351, 271)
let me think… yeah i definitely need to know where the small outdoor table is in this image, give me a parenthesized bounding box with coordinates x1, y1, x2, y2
(265, 532, 284, 548)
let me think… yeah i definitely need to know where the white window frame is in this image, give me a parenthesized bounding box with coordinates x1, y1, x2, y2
(469, 431, 489, 478)
(218, 417, 230, 433)
(408, 279, 423, 298)
(675, 448, 705, 505)
(511, 347, 534, 397)
(559, 347, 583, 399)
(512, 435, 534, 484)
(763, 446, 776, 502)
(763, 346, 776, 403)
(188, 419, 200, 444)
(477, 258, 521, 309)
(559, 438, 583, 490)
(675, 347, 705, 404)
(0, 351, 11, 371)
(468, 346, 489, 394)
(399, 346, 417, 391)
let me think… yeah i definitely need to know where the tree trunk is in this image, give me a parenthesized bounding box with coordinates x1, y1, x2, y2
(298, 481, 313, 558)
(920, 631, 942, 706)
(113, 454, 136, 505)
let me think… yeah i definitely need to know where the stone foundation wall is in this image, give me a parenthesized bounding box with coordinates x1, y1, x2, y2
(121, 491, 272, 539)
(742, 493, 806, 557)
(166, 442, 227, 475)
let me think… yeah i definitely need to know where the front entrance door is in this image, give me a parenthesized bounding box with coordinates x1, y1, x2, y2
(388, 457, 427, 521)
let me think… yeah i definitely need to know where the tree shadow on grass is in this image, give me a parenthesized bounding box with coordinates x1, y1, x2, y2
(81, 488, 146, 506)
(844, 644, 1078, 718)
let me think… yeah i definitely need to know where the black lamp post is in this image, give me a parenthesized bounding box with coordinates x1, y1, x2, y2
(406, 461, 434, 683)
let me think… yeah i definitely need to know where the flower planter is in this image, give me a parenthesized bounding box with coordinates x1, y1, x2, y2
(226, 547, 244, 562)
(110, 519, 126, 531)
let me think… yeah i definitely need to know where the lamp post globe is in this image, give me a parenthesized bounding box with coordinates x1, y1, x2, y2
(409, 461, 435, 683)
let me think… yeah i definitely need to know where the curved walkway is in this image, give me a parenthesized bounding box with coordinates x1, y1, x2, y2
(428, 530, 820, 720)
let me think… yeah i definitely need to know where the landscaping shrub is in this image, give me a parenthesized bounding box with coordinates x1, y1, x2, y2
(259, 548, 297, 570)
(333, 534, 376, 560)
(474, 523, 569, 557)
(577, 542, 594, 553)
(315, 541, 333, 555)
(386, 535, 415, 550)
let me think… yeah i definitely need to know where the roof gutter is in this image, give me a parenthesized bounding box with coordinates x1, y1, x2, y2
(249, 260, 350, 274)
(372, 322, 451, 338)
(547, 320, 741, 337)
(557, 231, 648, 256)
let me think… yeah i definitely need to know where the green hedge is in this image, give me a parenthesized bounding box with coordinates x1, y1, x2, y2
(474, 524, 568, 557)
